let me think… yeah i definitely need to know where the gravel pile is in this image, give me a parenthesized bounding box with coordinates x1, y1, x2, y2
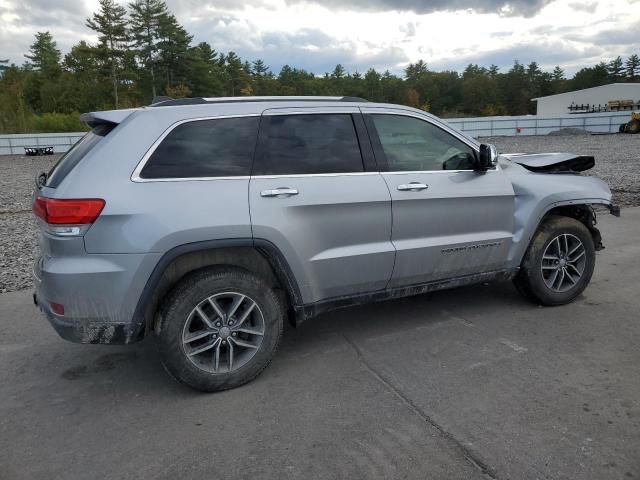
(547, 127, 591, 136)
(0, 134, 639, 293)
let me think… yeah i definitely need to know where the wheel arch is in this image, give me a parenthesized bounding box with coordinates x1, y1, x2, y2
(132, 239, 303, 338)
(513, 201, 604, 269)
(541, 203, 603, 250)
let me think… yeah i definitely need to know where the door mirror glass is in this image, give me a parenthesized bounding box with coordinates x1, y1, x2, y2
(478, 144, 498, 171)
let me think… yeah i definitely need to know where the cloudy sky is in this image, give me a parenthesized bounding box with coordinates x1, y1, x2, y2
(1, 0, 638, 76)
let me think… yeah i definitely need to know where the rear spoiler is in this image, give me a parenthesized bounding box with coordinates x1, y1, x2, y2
(79, 108, 139, 128)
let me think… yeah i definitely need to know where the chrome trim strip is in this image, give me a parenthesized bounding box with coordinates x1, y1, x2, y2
(131, 114, 261, 183)
(253, 172, 379, 179)
(382, 169, 498, 175)
(202, 96, 349, 102)
(262, 107, 360, 115)
(134, 176, 251, 183)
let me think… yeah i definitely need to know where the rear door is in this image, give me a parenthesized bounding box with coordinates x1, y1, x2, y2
(362, 108, 515, 288)
(249, 108, 394, 304)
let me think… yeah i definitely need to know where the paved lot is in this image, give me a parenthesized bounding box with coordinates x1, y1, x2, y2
(1, 209, 639, 480)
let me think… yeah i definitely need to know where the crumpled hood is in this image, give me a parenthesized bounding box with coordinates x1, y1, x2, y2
(502, 152, 595, 173)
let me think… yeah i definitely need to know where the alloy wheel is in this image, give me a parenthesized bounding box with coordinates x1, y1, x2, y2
(540, 233, 587, 293)
(182, 292, 265, 373)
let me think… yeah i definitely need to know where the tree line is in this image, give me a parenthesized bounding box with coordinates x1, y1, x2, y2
(1, 0, 639, 133)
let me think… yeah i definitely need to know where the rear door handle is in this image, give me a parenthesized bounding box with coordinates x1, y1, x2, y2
(397, 182, 428, 191)
(260, 187, 299, 198)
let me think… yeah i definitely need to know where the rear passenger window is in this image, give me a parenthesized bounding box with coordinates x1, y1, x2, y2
(254, 114, 364, 175)
(140, 117, 259, 179)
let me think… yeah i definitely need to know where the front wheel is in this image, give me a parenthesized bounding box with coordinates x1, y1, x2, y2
(514, 216, 596, 305)
(157, 267, 284, 392)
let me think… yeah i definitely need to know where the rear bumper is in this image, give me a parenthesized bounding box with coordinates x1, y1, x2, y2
(34, 292, 143, 344)
(33, 251, 161, 345)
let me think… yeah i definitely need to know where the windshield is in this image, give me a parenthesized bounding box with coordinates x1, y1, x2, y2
(45, 123, 114, 188)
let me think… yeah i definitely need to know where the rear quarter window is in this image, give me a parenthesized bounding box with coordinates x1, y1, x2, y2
(139, 117, 260, 179)
(46, 123, 114, 188)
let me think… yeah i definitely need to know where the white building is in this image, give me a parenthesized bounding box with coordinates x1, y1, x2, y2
(532, 83, 640, 116)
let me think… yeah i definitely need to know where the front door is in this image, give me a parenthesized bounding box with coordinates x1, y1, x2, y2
(249, 109, 395, 304)
(362, 109, 515, 288)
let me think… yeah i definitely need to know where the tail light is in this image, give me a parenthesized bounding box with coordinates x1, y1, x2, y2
(49, 301, 65, 316)
(33, 197, 105, 235)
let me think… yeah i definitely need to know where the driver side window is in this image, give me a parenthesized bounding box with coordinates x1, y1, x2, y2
(369, 114, 476, 171)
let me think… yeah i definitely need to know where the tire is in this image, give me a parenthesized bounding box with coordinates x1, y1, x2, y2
(514, 216, 596, 306)
(157, 267, 284, 392)
(626, 119, 640, 134)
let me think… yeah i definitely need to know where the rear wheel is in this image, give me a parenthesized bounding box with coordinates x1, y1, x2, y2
(157, 267, 284, 392)
(514, 216, 596, 305)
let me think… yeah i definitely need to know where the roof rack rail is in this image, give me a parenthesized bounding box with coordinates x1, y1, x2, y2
(149, 96, 368, 107)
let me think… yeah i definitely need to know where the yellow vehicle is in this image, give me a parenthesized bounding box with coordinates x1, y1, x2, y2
(619, 111, 640, 134)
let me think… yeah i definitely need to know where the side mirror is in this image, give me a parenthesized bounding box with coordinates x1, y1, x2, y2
(477, 144, 498, 171)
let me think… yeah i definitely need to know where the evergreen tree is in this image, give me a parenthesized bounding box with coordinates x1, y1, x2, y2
(625, 54, 639, 80)
(86, 0, 129, 107)
(251, 59, 271, 96)
(62, 41, 107, 112)
(156, 12, 192, 91)
(188, 42, 223, 97)
(364, 68, 382, 101)
(405, 59, 427, 83)
(608, 56, 624, 81)
(129, 0, 169, 99)
(570, 62, 609, 90)
(224, 51, 246, 96)
(24, 32, 61, 74)
(551, 66, 566, 93)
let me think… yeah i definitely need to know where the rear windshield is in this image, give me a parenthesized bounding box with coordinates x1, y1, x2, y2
(46, 123, 114, 188)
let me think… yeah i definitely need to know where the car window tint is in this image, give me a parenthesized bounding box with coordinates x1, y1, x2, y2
(140, 117, 259, 179)
(46, 123, 114, 188)
(370, 114, 476, 171)
(254, 114, 364, 175)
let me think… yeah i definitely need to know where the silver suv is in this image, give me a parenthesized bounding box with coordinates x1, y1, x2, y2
(32, 96, 619, 391)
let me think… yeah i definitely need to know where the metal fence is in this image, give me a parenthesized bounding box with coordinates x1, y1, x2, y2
(0, 110, 635, 155)
(0, 132, 85, 155)
(445, 111, 632, 138)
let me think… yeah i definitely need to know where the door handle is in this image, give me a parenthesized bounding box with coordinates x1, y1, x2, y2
(260, 187, 299, 197)
(397, 182, 428, 191)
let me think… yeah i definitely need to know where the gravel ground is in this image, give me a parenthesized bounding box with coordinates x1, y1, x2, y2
(0, 133, 638, 293)
(0, 154, 58, 213)
(482, 133, 640, 207)
(0, 154, 57, 293)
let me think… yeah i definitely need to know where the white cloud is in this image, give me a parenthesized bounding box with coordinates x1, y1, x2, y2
(0, 0, 638, 75)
